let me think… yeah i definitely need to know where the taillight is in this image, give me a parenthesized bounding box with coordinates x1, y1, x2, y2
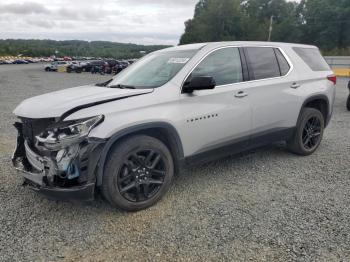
(327, 75, 337, 85)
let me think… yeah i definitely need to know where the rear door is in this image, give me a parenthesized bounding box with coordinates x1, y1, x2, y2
(242, 46, 301, 142)
(179, 47, 252, 157)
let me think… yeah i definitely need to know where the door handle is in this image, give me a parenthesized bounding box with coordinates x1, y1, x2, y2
(290, 82, 301, 89)
(235, 91, 248, 98)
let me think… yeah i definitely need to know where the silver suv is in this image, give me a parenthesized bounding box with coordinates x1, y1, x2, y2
(12, 42, 336, 211)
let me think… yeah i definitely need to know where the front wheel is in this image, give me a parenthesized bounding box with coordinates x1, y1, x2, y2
(102, 135, 174, 211)
(288, 108, 325, 156)
(347, 94, 350, 111)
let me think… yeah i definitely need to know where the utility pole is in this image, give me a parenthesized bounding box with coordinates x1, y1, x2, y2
(268, 15, 274, 42)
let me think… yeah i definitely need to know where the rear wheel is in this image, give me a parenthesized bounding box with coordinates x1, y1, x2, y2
(45, 67, 50, 72)
(102, 135, 174, 211)
(288, 108, 324, 156)
(347, 94, 350, 111)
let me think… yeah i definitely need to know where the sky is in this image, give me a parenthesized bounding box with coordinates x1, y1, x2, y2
(0, 0, 300, 46)
(0, 0, 199, 45)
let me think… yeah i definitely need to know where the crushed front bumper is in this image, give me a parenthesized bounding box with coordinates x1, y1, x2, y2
(12, 122, 105, 201)
(14, 164, 95, 201)
(31, 182, 96, 201)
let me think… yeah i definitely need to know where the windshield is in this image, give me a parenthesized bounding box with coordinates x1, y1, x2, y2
(108, 49, 198, 89)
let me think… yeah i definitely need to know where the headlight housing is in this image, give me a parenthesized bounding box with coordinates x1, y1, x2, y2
(36, 115, 104, 151)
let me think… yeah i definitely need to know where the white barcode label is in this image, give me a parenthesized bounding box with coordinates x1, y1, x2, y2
(167, 58, 190, 64)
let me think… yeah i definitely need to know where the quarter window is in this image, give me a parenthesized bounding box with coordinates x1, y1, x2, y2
(244, 47, 281, 80)
(190, 47, 243, 86)
(293, 47, 330, 71)
(275, 49, 291, 76)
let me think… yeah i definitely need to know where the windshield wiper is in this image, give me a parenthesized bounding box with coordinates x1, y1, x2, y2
(95, 79, 113, 87)
(108, 84, 136, 89)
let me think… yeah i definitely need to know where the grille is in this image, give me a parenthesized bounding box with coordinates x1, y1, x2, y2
(20, 118, 56, 145)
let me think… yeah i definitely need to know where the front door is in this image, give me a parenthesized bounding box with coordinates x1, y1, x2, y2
(178, 47, 252, 158)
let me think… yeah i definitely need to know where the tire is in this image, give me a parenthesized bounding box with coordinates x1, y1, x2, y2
(102, 135, 174, 211)
(347, 94, 350, 111)
(288, 108, 325, 156)
(45, 67, 50, 72)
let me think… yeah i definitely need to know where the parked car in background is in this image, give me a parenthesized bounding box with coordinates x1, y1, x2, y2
(99, 60, 130, 74)
(66, 62, 83, 73)
(13, 59, 27, 64)
(24, 59, 35, 63)
(45, 61, 69, 72)
(12, 41, 336, 211)
(4, 60, 14, 64)
(82, 60, 103, 72)
(41, 57, 54, 62)
(104, 60, 119, 74)
(108, 60, 129, 74)
(89, 61, 108, 74)
(64, 56, 72, 61)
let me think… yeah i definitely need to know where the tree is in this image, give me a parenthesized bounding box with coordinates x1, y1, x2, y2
(179, 0, 350, 54)
(180, 0, 244, 44)
(0, 39, 170, 58)
(300, 0, 350, 50)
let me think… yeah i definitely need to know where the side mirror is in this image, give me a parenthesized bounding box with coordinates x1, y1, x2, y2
(183, 76, 216, 93)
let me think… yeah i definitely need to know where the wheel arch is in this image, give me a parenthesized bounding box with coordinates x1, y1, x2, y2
(96, 122, 184, 186)
(301, 95, 330, 126)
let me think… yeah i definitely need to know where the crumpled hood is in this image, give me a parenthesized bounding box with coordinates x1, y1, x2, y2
(14, 84, 153, 119)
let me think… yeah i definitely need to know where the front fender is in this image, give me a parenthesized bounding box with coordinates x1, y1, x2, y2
(93, 122, 184, 186)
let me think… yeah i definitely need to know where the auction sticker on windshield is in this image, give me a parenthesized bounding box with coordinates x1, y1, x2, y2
(167, 58, 190, 64)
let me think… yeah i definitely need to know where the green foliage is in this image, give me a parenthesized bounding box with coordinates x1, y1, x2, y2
(180, 0, 350, 54)
(323, 48, 350, 56)
(0, 39, 170, 58)
(300, 0, 350, 51)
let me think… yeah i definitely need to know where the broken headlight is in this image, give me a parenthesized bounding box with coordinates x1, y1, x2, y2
(36, 115, 104, 151)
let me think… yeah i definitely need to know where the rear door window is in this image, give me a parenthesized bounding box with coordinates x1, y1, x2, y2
(293, 47, 330, 71)
(244, 47, 281, 80)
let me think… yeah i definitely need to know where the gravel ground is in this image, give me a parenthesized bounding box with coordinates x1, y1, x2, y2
(0, 64, 349, 262)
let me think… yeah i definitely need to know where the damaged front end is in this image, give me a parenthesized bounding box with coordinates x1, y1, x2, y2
(12, 116, 105, 201)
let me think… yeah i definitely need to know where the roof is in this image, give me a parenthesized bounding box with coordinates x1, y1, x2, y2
(160, 41, 317, 52)
(159, 43, 208, 52)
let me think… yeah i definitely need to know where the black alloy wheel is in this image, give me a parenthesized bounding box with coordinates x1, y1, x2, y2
(288, 108, 324, 156)
(117, 149, 166, 202)
(301, 116, 322, 151)
(102, 135, 174, 211)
